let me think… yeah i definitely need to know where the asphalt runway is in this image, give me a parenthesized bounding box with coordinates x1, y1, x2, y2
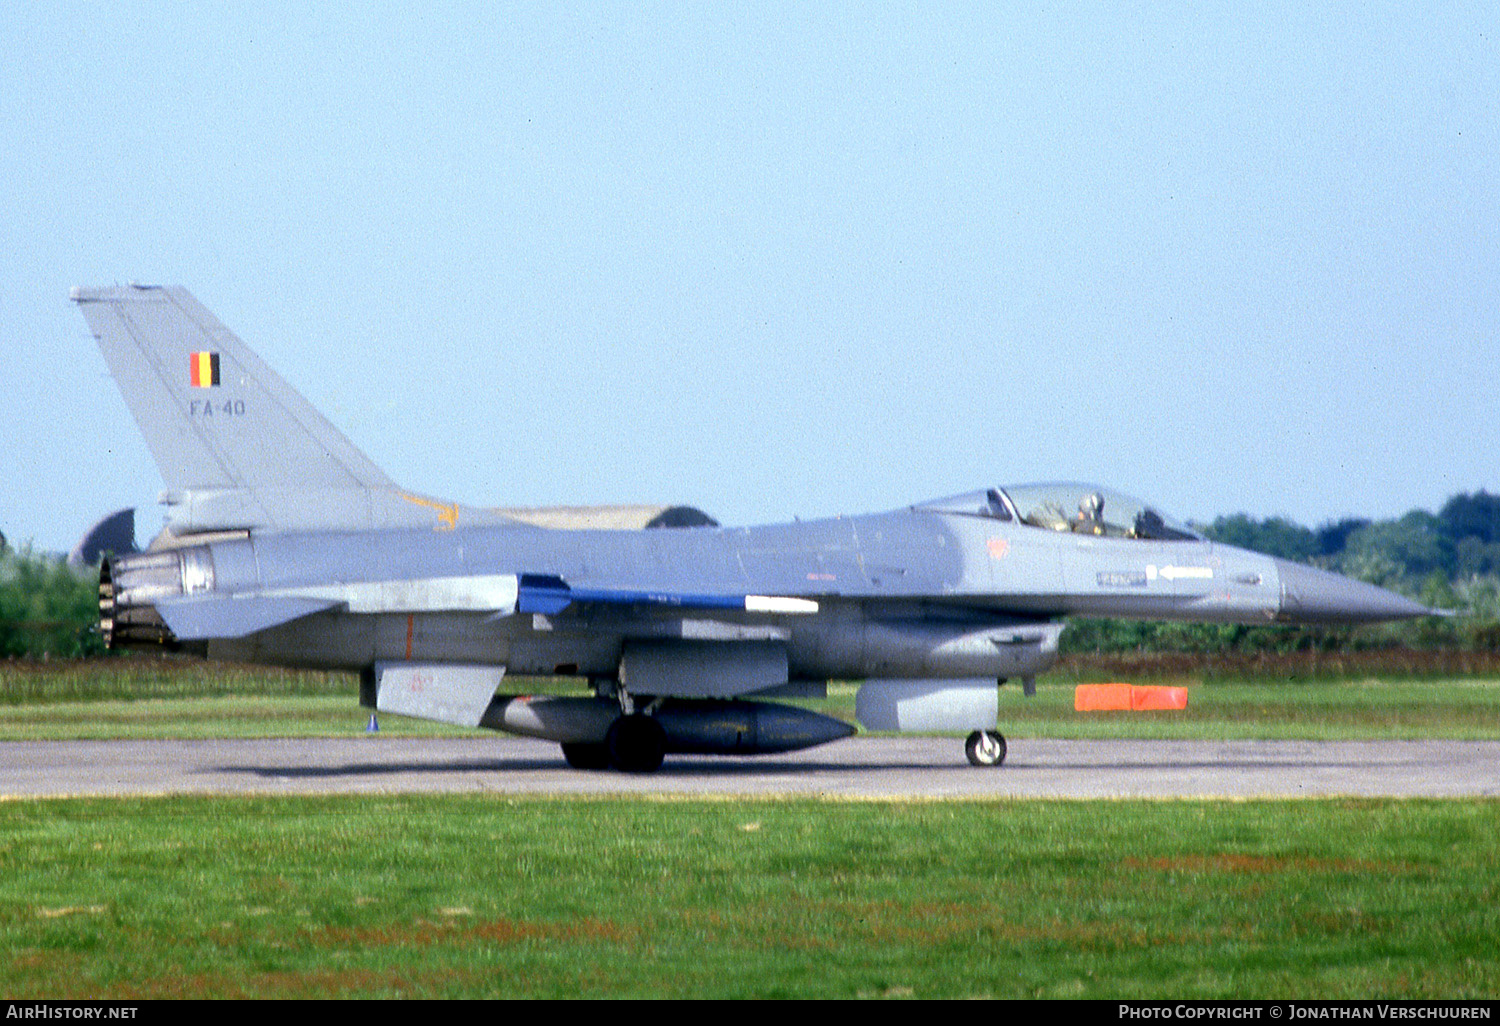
(3, 735, 1498, 798)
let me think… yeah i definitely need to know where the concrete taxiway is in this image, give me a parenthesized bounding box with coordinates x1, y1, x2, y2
(2, 736, 1497, 799)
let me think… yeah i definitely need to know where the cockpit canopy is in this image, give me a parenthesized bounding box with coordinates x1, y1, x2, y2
(915, 483, 1201, 541)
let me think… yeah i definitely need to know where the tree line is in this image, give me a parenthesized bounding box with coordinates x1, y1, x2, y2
(0, 543, 106, 658)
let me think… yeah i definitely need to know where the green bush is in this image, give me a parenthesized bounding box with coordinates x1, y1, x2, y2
(0, 548, 104, 658)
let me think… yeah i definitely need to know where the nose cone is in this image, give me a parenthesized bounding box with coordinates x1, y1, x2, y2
(1274, 559, 1441, 624)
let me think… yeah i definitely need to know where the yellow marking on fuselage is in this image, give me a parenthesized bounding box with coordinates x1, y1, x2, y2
(399, 492, 460, 531)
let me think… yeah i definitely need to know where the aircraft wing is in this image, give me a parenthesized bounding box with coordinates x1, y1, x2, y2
(133, 567, 821, 642)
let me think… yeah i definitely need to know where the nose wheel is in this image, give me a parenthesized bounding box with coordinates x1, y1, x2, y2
(965, 730, 1007, 767)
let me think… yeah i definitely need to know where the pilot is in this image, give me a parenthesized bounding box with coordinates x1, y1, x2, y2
(1075, 492, 1105, 534)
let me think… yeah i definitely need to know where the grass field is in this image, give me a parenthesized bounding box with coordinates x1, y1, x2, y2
(2, 796, 1496, 999)
(1, 653, 1496, 999)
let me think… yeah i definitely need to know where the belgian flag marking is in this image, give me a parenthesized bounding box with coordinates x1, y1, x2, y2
(190, 351, 220, 388)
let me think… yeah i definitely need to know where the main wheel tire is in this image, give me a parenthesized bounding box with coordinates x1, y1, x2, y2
(561, 741, 611, 770)
(964, 730, 1007, 767)
(606, 714, 667, 774)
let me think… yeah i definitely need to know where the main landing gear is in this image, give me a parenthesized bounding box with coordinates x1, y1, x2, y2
(964, 730, 1007, 767)
(562, 679, 668, 773)
(559, 714, 666, 773)
(559, 715, 666, 773)
(604, 713, 667, 774)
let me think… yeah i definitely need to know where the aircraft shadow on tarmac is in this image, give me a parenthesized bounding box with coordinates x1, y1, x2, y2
(212, 752, 1413, 781)
(221, 758, 555, 778)
(216, 755, 945, 780)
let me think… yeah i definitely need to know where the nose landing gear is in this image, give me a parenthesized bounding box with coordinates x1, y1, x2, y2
(964, 730, 1007, 767)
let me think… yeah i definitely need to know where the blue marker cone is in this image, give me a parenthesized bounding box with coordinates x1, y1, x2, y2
(366, 713, 379, 733)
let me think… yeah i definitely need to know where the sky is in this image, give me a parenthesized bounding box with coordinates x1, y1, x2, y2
(3, 3, 1497, 553)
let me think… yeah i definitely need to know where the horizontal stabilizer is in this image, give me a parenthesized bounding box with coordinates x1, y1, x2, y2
(516, 574, 818, 616)
(155, 595, 339, 639)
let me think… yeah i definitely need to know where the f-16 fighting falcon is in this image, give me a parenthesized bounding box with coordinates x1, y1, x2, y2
(72, 285, 1439, 772)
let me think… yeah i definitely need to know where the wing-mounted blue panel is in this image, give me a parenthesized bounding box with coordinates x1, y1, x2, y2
(155, 595, 340, 639)
(516, 574, 817, 616)
(516, 574, 578, 615)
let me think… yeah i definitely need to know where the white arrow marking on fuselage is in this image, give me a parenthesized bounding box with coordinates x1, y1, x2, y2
(1146, 565, 1215, 582)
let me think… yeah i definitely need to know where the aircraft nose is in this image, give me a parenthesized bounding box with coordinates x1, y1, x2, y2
(1274, 559, 1440, 624)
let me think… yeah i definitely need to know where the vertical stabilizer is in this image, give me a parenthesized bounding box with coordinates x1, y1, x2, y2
(74, 285, 401, 532)
(74, 285, 393, 493)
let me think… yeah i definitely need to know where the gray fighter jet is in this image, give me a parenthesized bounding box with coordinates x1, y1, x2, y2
(73, 285, 1438, 771)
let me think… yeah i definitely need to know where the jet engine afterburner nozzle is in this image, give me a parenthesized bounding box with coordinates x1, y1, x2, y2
(99, 546, 215, 650)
